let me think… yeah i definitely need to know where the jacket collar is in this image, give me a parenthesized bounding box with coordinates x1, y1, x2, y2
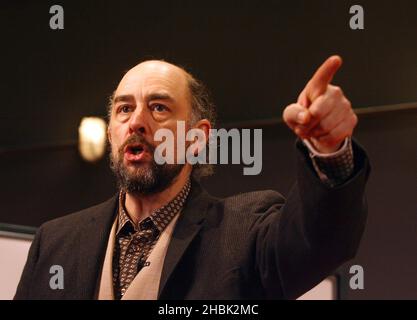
(74, 178, 214, 299)
(158, 179, 215, 298)
(76, 195, 119, 299)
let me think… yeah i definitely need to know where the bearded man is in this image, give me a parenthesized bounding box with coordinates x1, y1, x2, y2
(15, 56, 370, 300)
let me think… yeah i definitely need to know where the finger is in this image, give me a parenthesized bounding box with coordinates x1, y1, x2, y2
(308, 96, 350, 137)
(304, 85, 350, 136)
(293, 116, 320, 138)
(305, 55, 343, 103)
(297, 89, 309, 108)
(292, 94, 333, 137)
(282, 103, 312, 128)
(308, 115, 346, 138)
(313, 113, 357, 146)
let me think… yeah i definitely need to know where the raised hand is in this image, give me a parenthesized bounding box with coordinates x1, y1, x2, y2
(283, 56, 357, 153)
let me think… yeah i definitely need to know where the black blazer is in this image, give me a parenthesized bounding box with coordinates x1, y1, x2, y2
(14, 140, 370, 300)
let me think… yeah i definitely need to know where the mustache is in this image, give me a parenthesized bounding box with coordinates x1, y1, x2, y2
(118, 134, 155, 155)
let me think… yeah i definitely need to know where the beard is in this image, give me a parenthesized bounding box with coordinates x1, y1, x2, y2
(109, 133, 185, 196)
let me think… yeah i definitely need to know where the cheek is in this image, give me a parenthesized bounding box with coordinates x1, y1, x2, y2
(149, 121, 176, 143)
(152, 123, 183, 159)
(109, 127, 125, 150)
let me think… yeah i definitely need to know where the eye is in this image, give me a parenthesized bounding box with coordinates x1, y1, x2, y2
(118, 105, 133, 113)
(151, 104, 168, 113)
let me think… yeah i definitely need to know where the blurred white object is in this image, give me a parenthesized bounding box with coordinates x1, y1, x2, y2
(297, 276, 337, 300)
(0, 234, 32, 300)
(78, 117, 107, 162)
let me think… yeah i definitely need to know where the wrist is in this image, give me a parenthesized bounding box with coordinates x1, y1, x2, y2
(308, 138, 343, 154)
(303, 137, 350, 157)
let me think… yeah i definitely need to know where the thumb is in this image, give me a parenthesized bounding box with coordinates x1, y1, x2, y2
(283, 103, 312, 128)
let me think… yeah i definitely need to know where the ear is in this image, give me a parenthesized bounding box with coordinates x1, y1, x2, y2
(107, 125, 112, 143)
(193, 119, 211, 144)
(190, 119, 211, 156)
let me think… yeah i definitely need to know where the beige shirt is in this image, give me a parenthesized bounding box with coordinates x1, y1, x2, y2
(96, 213, 180, 300)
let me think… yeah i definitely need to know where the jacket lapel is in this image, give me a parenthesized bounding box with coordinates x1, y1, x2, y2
(75, 194, 118, 299)
(158, 180, 214, 298)
(67, 181, 213, 299)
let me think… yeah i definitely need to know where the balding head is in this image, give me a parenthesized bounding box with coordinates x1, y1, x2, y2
(120, 60, 189, 86)
(114, 60, 191, 120)
(107, 59, 216, 180)
(109, 60, 216, 126)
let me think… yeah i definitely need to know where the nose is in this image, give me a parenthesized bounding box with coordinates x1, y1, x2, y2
(129, 105, 148, 135)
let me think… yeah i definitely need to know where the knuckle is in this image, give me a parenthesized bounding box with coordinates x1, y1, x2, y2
(347, 110, 357, 124)
(351, 113, 358, 127)
(309, 106, 318, 117)
(309, 104, 324, 118)
(342, 98, 352, 111)
(331, 85, 343, 97)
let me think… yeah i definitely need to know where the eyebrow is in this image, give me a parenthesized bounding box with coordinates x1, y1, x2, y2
(146, 92, 175, 103)
(113, 94, 135, 104)
(112, 93, 175, 104)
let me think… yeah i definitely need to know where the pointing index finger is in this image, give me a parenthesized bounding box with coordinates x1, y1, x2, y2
(305, 55, 343, 103)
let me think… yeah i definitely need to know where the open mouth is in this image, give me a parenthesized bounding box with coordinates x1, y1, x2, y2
(127, 144, 144, 154)
(124, 143, 147, 161)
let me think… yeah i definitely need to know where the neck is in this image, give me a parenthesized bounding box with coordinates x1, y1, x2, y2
(124, 167, 191, 225)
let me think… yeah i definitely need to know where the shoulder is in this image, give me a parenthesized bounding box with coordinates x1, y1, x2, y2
(200, 190, 286, 262)
(38, 195, 118, 236)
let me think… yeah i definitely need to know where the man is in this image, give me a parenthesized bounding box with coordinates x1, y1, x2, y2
(15, 56, 370, 300)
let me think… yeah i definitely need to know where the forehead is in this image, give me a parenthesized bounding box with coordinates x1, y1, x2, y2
(115, 61, 189, 101)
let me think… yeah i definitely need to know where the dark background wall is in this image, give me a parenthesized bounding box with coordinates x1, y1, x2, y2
(1, 1, 416, 299)
(1, 0, 417, 148)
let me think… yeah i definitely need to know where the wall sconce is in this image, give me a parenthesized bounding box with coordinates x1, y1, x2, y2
(78, 117, 107, 162)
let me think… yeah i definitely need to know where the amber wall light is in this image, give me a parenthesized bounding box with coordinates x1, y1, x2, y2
(78, 117, 107, 162)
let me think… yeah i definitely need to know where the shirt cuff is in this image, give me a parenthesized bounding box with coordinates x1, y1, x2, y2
(302, 137, 355, 187)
